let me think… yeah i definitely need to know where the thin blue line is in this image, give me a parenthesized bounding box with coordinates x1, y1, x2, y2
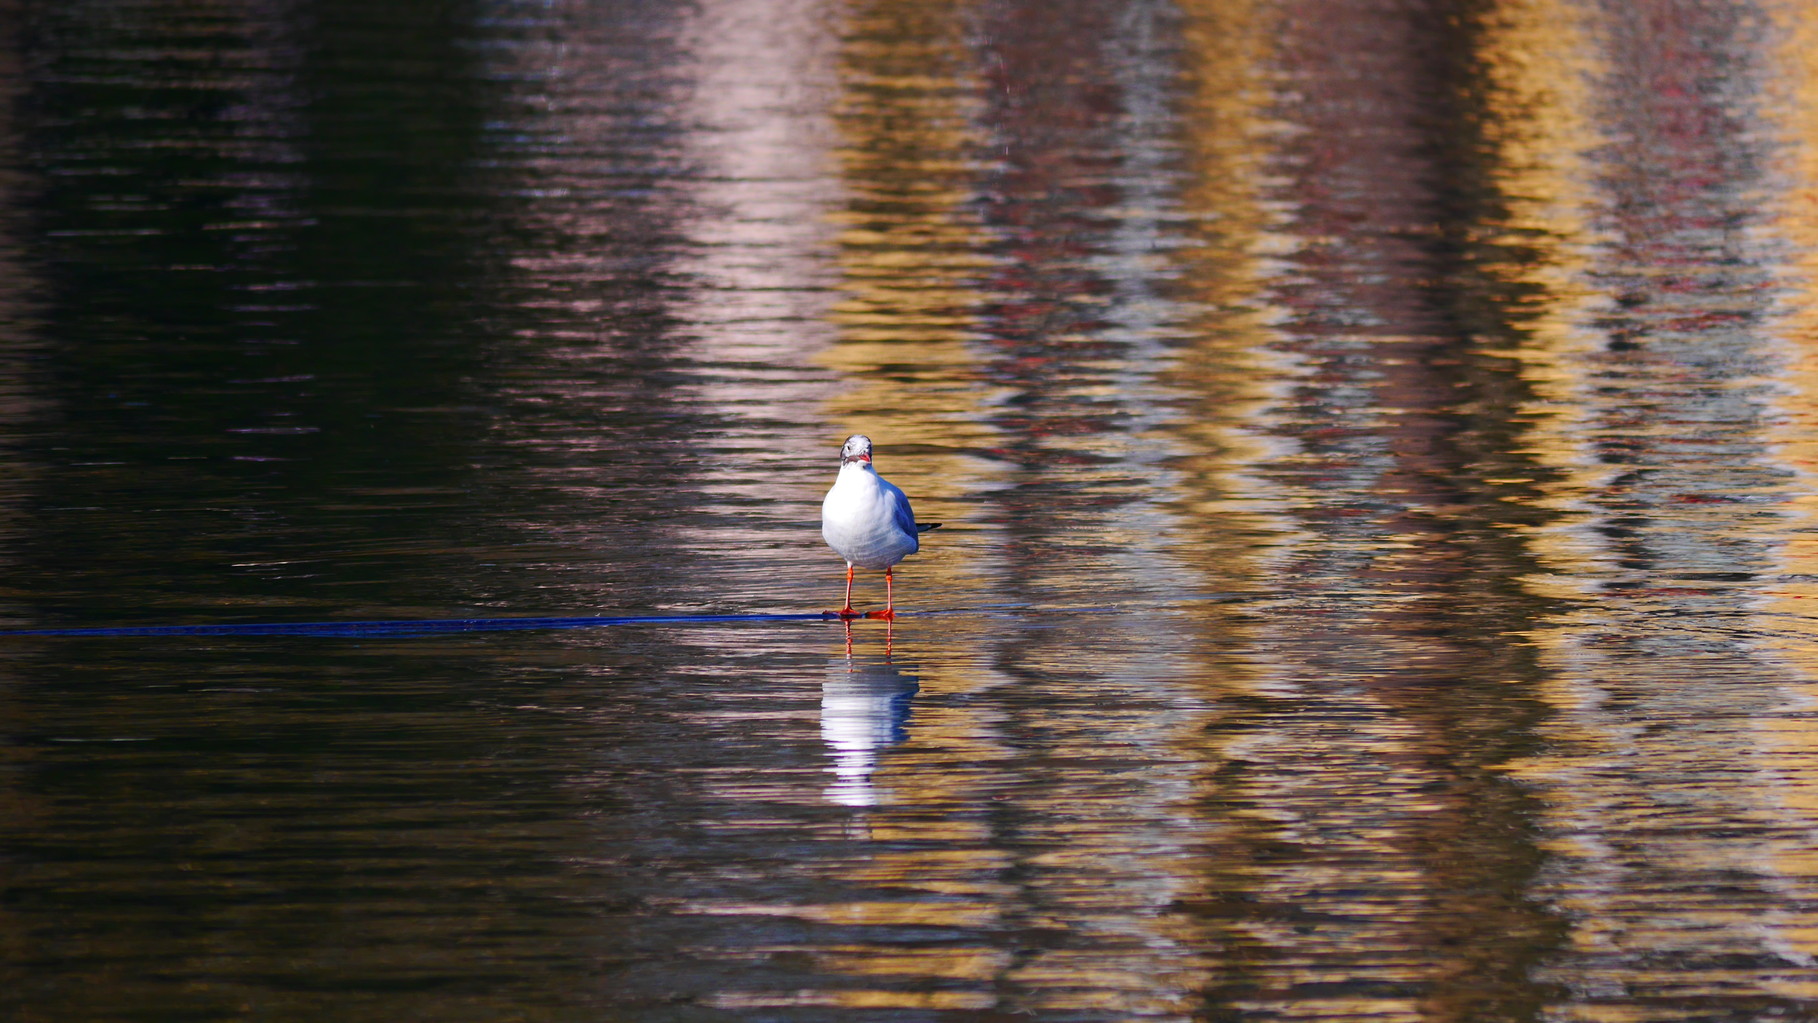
(0, 611, 842, 639)
(0, 602, 1122, 640)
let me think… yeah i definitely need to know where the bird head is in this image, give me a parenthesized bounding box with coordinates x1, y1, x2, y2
(840, 434, 873, 466)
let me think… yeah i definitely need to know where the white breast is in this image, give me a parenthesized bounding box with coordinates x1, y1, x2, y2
(822, 465, 920, 570)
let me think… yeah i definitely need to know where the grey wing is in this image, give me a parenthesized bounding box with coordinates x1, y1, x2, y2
(883, 480, 919, 537)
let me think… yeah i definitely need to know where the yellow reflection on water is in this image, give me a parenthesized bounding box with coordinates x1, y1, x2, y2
(820, 0, 989, 367)
(709, 989, 998, 1010)
(815, 0, 998, 613)
(1495, 0, 1818, 1013)
(1169, 0, 1301, 581)
(806, 0, 1247, 1013)
(1765, 0, 1818, 627)
(1162, 0, 1622, 1017)
(1162, 4, 1331, 1004)
(747, 0, 1818, 1017)
(1477, 0, 1615, 604)
(799, 1, 1027, 1011)
(1749, 0, 1818, 980)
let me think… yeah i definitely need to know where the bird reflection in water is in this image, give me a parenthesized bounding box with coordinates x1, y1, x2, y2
(821, 621, 918, 807)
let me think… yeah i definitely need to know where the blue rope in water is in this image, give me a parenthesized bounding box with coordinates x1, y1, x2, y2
(0, 611, 843, 639)
(0, 603, 1122, 640)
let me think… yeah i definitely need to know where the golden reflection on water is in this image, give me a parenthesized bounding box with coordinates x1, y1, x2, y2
(1164, 1, 1577, 1016)
(798, 0, 1818, 1018)
(817, 0, 997, 612)
(800, 1, 1235, 1015)
(1169, 0, 1299, 578)
(1763, 18, 1818, 941)
(1480, 0, 1613, 606)
(1497, 0, 1818, 1015)
(1766, 0, 1818, 626)
(1748, 0, 1818, 985)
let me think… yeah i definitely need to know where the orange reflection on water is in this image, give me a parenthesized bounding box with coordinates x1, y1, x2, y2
(1477, 0, 1612, 608)
(1765, 0, 1818, 624)
(816, 0, 997, 616)
(1746, 0, 1818, 984)
(1160, 0, 1602, 1018)
(1499, 0, 1818, 1014)
(1168, 0, 1300, 583)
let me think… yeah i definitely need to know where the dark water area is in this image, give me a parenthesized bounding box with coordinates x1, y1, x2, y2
(6, 0, 1818, 1020)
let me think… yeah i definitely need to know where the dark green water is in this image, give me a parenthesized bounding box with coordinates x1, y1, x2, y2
(6, 0, 1818, 1020)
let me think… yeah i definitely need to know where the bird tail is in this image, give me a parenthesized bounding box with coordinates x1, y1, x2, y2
(916, 523, 941, 533)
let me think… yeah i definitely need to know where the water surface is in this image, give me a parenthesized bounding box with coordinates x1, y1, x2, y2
(5, 0, 1818, 1020)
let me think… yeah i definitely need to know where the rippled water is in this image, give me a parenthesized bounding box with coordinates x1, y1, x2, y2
(6, 0, 1818, 1019)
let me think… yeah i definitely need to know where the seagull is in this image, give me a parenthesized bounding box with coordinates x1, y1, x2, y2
(821, 434, 939, 620)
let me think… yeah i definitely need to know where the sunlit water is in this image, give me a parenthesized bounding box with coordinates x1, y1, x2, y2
(6, 0, 1818, 1020)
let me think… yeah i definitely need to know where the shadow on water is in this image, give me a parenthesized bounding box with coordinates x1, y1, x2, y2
(14, 0, 503, 624)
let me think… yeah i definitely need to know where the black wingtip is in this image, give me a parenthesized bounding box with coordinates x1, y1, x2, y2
(917, 523, 942, 533)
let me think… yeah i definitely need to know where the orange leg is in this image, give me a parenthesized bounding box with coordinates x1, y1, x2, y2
(867, 566, 896, 621)
(839, 563, 859, 619)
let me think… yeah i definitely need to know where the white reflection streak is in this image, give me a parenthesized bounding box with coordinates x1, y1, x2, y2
(671, 0, 845, 411)
(665, 0, 850, 599)
(821, 634, 919, 807)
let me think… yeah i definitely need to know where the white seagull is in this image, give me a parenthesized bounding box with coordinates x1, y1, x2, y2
(821, 434, 939, 620)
